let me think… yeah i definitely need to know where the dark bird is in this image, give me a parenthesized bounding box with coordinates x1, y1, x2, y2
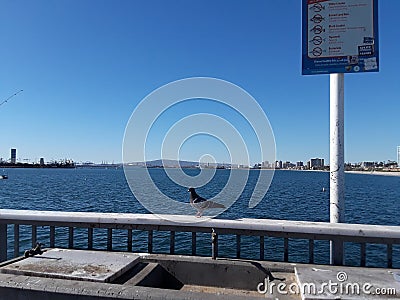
(188, 187, 225, 217)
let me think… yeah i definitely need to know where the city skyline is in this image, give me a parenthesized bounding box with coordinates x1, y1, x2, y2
(1, 146, 398, 168)
(1, 1, 400, 164)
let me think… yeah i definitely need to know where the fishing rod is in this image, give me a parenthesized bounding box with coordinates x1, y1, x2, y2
(0, 89, 23, 107)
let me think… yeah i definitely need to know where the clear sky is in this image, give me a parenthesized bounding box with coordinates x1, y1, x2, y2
(1, 0, 399, 164)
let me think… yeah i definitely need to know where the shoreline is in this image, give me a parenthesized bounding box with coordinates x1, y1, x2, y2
(276, 169, 400, 177)
(345, 170, 400, 177)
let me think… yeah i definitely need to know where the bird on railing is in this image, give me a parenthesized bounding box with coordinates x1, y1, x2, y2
(188, 187, 225, 217)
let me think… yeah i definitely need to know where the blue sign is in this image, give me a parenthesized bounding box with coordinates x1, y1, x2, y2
(302, 0, 379, 75)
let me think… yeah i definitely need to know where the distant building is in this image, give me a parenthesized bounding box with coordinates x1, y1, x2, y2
(360, 161, 375, 168)
(309, 158, 324, 169)
(275, 160, 282, 169)
(261, 161, 272, 168)
(40, 158, 45, 166)
(282, 161, 295, 169)
(10, 148, 16, 164)
(296, 161, 304, 168)
(398, 146, 400, 167)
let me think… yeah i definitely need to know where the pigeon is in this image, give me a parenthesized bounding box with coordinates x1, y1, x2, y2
(188, 187, 226, 217)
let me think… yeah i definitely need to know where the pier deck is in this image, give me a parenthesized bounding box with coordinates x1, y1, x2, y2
(0, 249, 398, 299)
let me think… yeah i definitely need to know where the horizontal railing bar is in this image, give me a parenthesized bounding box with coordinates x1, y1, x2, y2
(1, 209, 400, 244)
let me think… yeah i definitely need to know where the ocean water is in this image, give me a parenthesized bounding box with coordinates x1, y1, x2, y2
(0, 168, 399, 267)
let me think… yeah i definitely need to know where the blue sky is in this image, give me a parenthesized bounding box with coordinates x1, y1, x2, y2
(1, 0, 399, 164)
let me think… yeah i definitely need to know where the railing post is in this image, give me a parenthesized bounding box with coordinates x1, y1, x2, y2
(31, 225, 37, 248)
(360, 243, 366, 267)
(191, 232, 196, 256)
(88, 227, 93, 250)
(284, 238, 289, 262)
(0, 224, 7, 262)
(170, 231, 175, 254)
(107, 228, 112, 251)
(148, 230, 153, 253)
(309, 239, 314, 264)
(211, 229, 218, 259)
(260, 236, 265, 261)
(14, 224, 20, 258)
(68, 227, 74, 249)
(127, 229, 132, 252)
(236, 235, 241, 259)
(50, 226, 55, 248)
(387, 244, 393, 268)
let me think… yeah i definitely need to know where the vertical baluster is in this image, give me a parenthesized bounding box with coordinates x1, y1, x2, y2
(360, 243, 366, 267)
(50, 226, 55, 248)
(148, 230, 153, 253)
(191, 232, 196, 256)
(387, 244, 393, 268)
(170, 231, 175, 254)
(127, 229, 132, 252)
(236, 235, 241, 259)
(14, 224, 19, 258)
(211, 229, 218, 259)
(68, 227, 74, 249)
(0, 224, 7, 262)
(87, 227, 93, 250)
(260, 236, 265, 261)
(32, 225, 37, 248)
(107, 228, 112, 251)
(284, 238, 289, 262)
(309, 239, 314, 264)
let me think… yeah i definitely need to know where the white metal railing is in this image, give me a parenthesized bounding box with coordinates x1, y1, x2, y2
(0, 209, 399, 267)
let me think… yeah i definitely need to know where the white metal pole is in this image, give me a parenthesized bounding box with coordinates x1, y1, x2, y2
(330, 73, 345, 265)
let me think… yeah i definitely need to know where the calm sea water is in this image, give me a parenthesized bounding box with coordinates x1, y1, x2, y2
(0, 168, 399, 267)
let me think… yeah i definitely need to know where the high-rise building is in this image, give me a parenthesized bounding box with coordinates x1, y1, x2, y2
(309, 158, 324, 169)
(10, 148, 16, 164)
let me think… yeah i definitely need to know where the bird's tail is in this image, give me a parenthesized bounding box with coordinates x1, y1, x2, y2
(207, 201, 226, 209)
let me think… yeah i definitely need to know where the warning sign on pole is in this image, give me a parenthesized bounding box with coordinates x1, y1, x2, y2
(302, 0, 379, 75)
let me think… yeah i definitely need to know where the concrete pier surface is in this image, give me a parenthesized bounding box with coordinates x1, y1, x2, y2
(0, 249, 398, 299)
